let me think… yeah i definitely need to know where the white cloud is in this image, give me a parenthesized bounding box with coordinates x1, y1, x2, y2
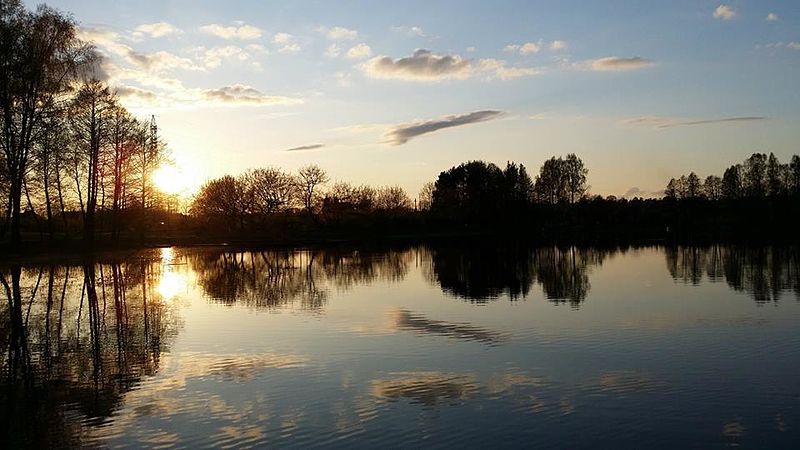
(504, 41, 542, 55)
(478, 58, 542, 80)
(272, 32, 301, 53)
(788, 42, 800, 50)
(346, 43, 372, 59)
(766, 12, 778, 22)
(80, 27, 202, 73)
(192, 45, 267, 69)
(78, 26, 298, 110)
(320, 26, 358, 40)
(361, 49, 542, 82)
(550, 40, 568, 51)
(584, 56, 654, 72)
(385, 110, 504, 145)
(132, 22, 181, 40)
(362, 49, 472, 81)
(200, 23, 262, 40)
(713, 5, 736, 20)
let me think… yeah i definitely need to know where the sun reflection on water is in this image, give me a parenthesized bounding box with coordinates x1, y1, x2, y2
(159, 247, 187, 300)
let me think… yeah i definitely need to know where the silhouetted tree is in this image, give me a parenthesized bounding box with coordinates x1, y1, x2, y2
(532, 154, 588, 204)
(743, 153, 767, 198)
(297, 164, 328, 214)
(686, 172, 701, 199)
(766, 152, 787, 197)
(431, 160, 504, 220)
(417, 181, 434, 211)
(564, 154, 588, 203)
(722, 165, 743, 199)
(789, 155, 800, 196)
(375, 185, 412, 211)
(69, 80, 113, 242)
(704, 175, 723, 200)
(0, 1, 92, 245)
(191, 175, 250, 229)
(245, 167, 296, 216)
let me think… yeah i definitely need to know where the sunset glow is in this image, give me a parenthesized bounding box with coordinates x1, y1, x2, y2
(153, 165, 193, 196)
(32, 0, 798, 198)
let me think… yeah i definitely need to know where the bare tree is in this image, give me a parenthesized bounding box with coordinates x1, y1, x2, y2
(0, 1, 92, 245)
(296, 164, 328, 214)
(245, 168, 296, 216)
(69, 79, 113, 242)
(418, 181, 434, 211)
(375, 185, 412, 211)
(107, 103, 135, 238)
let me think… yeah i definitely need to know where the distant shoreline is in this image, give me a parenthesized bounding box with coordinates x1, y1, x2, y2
(3, 225, 798, 264)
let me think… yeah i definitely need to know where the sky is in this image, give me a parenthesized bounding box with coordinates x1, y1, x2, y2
(24, 0, 800, 198)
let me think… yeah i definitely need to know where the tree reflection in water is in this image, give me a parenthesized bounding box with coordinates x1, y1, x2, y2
(665, 245, 800, 303)
(0, 254, 180, 448)
(3, 244, 798, 446)
(425, 243, 618, 306)
(184, 246, 413, 310)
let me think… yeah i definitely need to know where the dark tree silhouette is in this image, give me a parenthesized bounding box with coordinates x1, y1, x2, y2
(0, 1, 92, 245)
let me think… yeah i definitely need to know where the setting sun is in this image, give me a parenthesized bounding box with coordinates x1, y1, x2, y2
(153, 165, 192, 196)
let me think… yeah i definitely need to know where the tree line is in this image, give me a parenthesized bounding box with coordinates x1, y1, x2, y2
(665, 152, 800, 200)
(1, 0, 168, 247)
(187, 153, 589, 232)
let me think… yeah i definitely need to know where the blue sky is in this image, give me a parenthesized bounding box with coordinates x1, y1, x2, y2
(26, 0, 800, 198)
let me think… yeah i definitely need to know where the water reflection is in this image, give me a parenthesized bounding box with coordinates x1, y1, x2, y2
(185, 247, 412, 310)
(2, 244, 800, 448)
(0, 256, 179, 448)
(426, 244, 616, 305)
(390, 308, 507, 346)
(665, 245, 800, 303)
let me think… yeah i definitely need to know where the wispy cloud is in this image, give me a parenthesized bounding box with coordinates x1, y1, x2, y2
(319, 26, 358, 40)
(362, 49, 472, 81)
(550, 40, 568, 51)
(200, 23, 263, 40)
(200, 84, 302, 106)
(585, 56, 654, 72)
(621, 115, 767, 129)
(79, 27, 202, 73)
(285, 143, 324, 152)
(766, 12, 779, 22)
(478, 58, 542, 79)
(390, 25, 428, 38)
(385, 110, 504, 145)
(132, 22, 181, 40)
(713, 5, 736, 21)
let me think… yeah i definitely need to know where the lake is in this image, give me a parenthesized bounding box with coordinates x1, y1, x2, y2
(2, 243, 799, 449)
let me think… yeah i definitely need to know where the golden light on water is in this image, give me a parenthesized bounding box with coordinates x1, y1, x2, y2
(158, 247, 188, 300)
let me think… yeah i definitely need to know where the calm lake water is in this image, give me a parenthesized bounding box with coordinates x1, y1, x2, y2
(2, 243, 799, 449)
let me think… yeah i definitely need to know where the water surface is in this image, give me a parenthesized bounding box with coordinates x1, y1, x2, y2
(2, 244, 799, 448)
